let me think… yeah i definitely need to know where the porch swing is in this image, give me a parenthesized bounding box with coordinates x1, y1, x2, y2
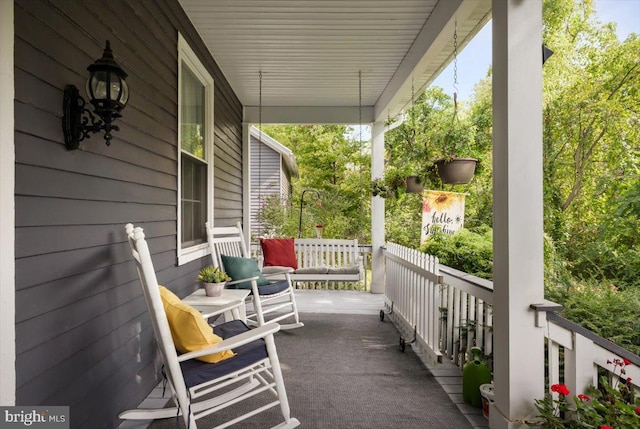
(255, 72, 365, 289)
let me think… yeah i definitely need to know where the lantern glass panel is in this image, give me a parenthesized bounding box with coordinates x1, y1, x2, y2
(118, 79, 129, 105)
(87, 71, 108, 100)
(109, 77, 122, 102)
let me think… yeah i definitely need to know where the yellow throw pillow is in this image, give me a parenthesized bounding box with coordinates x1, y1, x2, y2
(158, 286, 234, 363)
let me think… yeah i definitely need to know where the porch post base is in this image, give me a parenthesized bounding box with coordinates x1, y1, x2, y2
(488, 403, 532, 429)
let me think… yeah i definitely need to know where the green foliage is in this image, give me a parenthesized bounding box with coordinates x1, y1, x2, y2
(542, 0, 640, 288)
(259, 124, 371, 241)
(197, 266, 231, 283)
(420, 227, 493, 280)
(384, 87, 487, 174)
(545, 282, 640, 356)
(371, 178, 390, 198)
(383, 85, 494, 246)
(564, 181, 640, 290)
(385, 193, 424, 247)
(258, 194, 299, 238)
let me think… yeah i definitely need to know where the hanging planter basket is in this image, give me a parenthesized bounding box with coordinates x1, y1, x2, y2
(435, 158, 478, 185)
(405, 176, 424, 194)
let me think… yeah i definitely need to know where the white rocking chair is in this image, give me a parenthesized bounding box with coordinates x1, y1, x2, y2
(119, 224, 300, 429)
(206, 222, 303, 330)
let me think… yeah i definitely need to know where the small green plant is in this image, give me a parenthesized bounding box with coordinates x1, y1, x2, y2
(197, 266, 231, 284)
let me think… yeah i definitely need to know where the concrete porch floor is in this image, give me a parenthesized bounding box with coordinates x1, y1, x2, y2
(120, 289, 488, 429)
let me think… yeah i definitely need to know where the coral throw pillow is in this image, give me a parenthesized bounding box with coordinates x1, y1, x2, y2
(260, 238, 298, 269)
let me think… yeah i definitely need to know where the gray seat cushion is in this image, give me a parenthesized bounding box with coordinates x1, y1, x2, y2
(294, 266, 329, 274)
(261, 266, 290, 274)
(327, 265, 359, 275)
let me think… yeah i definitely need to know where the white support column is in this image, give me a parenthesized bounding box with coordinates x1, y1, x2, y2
(491, 0, 544, 427)
(241, 121, 251, 245)
(370, 122, 385, 294)
(0, 0, 15, 405)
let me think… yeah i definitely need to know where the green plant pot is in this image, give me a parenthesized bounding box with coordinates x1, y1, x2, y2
(204, 282, 226, 297)
(435, 158, 478, 184)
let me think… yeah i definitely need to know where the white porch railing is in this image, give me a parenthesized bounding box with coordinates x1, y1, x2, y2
(383, 242, 640, 397)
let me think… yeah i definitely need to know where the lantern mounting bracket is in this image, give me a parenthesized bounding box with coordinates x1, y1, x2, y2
(63, 84, 114, 149)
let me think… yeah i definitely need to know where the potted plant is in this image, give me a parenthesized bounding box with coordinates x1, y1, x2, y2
(197, 266, 231, 297)
(371, 178, 389, 198)
(432, 125, 478, 185)
(371, 176, 402, 198)
(405, 175, 424, 193)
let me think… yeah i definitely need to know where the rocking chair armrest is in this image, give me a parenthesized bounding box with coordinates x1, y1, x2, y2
(262, 267, 294, 277)
(225, 276, 260, 287)
(177, 322, 281, 362)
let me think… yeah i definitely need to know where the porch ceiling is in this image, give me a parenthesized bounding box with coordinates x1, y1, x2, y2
(178, 0, 491, 124)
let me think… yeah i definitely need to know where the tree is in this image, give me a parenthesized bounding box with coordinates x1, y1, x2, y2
(259, 125, 371, 240)
(542, 0, 640, 287)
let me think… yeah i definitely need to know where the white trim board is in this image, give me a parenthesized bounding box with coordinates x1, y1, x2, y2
(0, 0, 16, 405)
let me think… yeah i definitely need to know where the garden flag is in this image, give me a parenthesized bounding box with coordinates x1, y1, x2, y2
(421, 190, 466, 244)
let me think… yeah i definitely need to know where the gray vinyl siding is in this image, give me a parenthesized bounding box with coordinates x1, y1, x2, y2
(250, 135, 282, 238)
(14, 0, 243, 427)
(281, 168, 291, 199)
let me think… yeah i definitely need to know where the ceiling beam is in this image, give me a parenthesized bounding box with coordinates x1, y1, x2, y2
(244, 105, 374, 125)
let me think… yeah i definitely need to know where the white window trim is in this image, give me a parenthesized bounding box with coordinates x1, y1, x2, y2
(0, 0, 15, 405)
(177, 33, 214, 265)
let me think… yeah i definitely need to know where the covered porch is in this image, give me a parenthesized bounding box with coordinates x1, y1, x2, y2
(4, 0, 622, 428)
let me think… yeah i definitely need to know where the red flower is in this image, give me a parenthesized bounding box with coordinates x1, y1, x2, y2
(600, 426, 613, 429)
(577, 394, 590, 401)
(635, 407, 640, 415)
(622, 358, 631, 366)
(550, 384, 570, 396)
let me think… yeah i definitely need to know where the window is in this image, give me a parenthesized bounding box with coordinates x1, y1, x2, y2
(177, 33, 214, 265)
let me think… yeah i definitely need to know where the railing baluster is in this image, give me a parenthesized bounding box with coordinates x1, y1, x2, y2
(548, 338, 560, 392)
(476, 299, 484, 355)
(468, 293, 473, 358)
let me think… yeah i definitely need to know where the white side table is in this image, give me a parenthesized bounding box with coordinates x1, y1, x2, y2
(183, 288, 250, 323)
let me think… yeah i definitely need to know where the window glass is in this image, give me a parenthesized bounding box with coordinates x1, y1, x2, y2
(180, 66, 205, 158)
(177, 34, 214, 265)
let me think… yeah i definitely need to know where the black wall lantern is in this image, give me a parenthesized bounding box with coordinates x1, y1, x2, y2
(62, 40, 129, 150)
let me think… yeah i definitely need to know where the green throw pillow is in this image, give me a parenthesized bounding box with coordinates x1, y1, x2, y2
(220, 255, 270, 290)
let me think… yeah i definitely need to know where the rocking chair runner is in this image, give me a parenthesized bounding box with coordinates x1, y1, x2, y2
(206, 222, 303, 330)
(119, 224, 300, 429)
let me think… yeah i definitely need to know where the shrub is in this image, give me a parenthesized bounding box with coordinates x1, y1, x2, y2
(420, 227, 493, 279)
